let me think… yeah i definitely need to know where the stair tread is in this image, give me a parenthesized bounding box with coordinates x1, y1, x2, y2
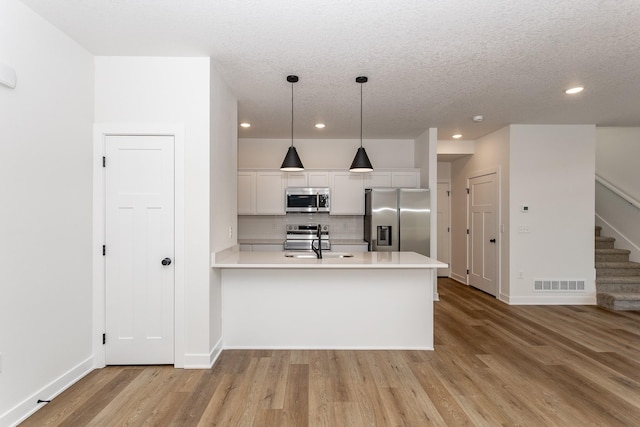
(595, 236, 616, 241)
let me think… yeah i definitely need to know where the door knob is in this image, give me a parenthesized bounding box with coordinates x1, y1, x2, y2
(489, 239, 496, 243)
(161, 257, 172, 266)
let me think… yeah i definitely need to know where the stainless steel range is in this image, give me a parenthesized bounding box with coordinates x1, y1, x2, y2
(284, 224, 331, 251)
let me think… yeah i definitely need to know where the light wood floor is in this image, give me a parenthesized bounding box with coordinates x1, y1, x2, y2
(22, 278, 640, 426)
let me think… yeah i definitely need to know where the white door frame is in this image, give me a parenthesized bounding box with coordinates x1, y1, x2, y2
(466, 167, 501, 297)
(93, 123, 185, 368)
(437, 179, 451, 277)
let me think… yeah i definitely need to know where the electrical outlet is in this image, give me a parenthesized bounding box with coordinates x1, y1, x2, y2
(518, 271, 524, 279)
(228, 226, 233, 238)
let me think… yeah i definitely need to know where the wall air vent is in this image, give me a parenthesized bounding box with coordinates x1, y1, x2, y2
(534, 279, 585, 292)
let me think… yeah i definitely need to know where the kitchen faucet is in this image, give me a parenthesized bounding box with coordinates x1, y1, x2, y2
(311, 224, 323, 259)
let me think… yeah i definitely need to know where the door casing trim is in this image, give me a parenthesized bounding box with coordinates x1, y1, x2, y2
(92, 123, 185, 368)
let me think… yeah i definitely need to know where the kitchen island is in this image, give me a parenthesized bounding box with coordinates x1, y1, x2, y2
(212, 248, 447, 350)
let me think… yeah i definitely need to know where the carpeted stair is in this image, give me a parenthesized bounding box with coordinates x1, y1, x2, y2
(595, 226, 640, 311)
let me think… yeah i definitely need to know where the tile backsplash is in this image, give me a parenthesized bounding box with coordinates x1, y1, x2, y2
(238, 214, 364, 240)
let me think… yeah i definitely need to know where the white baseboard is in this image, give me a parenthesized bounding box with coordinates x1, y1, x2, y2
(183, 337, 223, 369)
(502, 294, 596, 305)
(1, 356, 94, 427)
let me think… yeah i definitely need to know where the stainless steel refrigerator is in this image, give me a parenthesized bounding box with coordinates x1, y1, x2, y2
(364, 188, 430, 256)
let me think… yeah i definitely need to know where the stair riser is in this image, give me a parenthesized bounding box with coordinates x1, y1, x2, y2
(597, 268, 640, 277)
(596, 283, 640, 293)
(595, 254, 630, 262)
(595, 241, 615, 249)
(599, 299, 640, 311)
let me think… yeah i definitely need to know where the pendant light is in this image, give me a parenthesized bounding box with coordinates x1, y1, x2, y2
(350, 76, 373, 172)
(280, 75, 304, 171)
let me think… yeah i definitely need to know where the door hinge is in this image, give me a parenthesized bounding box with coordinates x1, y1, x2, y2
(102, 245, 106, 256)
(467, 269, 470, 275)
(447, 227, 450, 232)
(102, 333, 106, 345)
(102, 156, 106, 167)
(447, 190, 450, 197)
(466, 188, 470, 194)
(466, 229, 469, 235)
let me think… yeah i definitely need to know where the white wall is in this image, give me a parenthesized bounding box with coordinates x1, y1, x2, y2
(450, 125, 595, 304)
(508, 125, 595, 304)
(209, 61, 238, 358)
(0, 1, 94, 424)
(596, 127, 640, 201)
(94, 57, 213, 366)
(238, 138, 414, 169)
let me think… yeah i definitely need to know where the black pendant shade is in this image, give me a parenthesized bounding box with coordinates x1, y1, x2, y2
(350, 76, 373, 172)
(280, 75, 304, 171)
(350, 146, 373, 172)
(281, 145, 304, 171)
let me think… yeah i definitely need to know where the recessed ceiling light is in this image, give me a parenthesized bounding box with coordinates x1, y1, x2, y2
(315, 123, 326, 129)
(565, 86, 584, 94)
(452, 134, 462, 139)
(240, 122, 251, 128)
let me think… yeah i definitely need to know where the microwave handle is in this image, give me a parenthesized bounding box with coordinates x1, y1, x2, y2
(316, 192, 319, 212)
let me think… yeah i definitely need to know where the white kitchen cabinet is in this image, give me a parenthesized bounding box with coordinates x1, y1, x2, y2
(364, 170, 420, 188)
(286, 172, 307, 187)
(307, 171, 330, 187)
(391, 171, 420, 188)
(285, 171, 329, 187)
(237, 172, 256, 214)
(364, 171, 392, 188)
(256, 172, 286, 215)
(330, 172, 365, 215)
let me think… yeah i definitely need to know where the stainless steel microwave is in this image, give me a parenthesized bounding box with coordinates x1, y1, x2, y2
(285, 187, 330, 213)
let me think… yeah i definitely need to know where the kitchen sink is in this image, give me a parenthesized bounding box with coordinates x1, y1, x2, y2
(284, 252, 354, 259)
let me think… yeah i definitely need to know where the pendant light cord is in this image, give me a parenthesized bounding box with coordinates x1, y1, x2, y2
(291, 81, 294, 148)
(360, 82, 363, 148)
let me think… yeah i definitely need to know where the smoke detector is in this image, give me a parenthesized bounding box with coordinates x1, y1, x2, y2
(472, 115, 483, 122)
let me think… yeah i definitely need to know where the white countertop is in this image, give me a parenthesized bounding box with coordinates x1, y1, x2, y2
(237, 238, 367, 245)
(212, 247, 447, 269)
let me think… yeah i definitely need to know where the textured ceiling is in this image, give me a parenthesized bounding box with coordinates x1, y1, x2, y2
(19, 0, 640, 140)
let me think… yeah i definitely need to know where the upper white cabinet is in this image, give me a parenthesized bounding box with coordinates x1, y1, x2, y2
(364, 170, 420, 188)
(239, 169, 418, 215)
(307, 171, 330, 187)
(237, 171, 256, 214)
(330, 172, 365, 215)
(286, 172, 307, 187)
(364, 171, 392, 188)
(285, 171, 330, 187)
(256, 172, 286, 215)
(391, 171, 420, 188)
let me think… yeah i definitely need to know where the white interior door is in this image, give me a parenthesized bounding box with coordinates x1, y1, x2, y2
(437, 182, 451, 277)
(105, 135, 175, 365)
(468, 173, 498, 296)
